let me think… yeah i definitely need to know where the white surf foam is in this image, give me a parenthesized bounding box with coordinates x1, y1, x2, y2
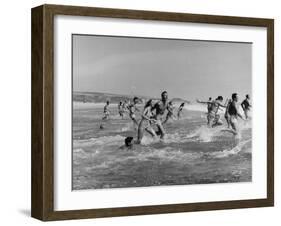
(206, 139, 251, 158)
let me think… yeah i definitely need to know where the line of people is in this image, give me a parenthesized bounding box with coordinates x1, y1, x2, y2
(102, 92, 251, 146)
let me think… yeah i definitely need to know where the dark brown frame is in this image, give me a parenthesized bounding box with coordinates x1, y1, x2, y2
(31, 4, 274, 221)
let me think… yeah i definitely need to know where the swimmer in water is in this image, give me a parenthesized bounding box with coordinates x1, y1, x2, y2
(228, 93, 245, 135)
(136, 99, 157, 144)
(102, 100, 110, 120)
(177, 102, 185, 119)
(151, 91, 169, 139)
(119, 136, 134, 150)
(241, 94, 251, 119)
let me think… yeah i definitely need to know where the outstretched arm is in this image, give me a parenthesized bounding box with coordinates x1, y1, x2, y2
(197, 99, 212, 104)
(218, 103, 227, 108)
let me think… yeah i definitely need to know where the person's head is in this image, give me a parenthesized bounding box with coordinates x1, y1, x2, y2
(133, 97, 139, 104)
(208, 97, 212, 101)
(232, 93, 238, 101)
(216, 96, 223, 102)
(144, 99, 153, 108)
(246, 94, 250, 99)
(168, 101, 173, 105)
(125, 137, 134, 147)
(119, 101, 122, 105)
(106, 100, 110, 105)
(161, 91, 168, 101)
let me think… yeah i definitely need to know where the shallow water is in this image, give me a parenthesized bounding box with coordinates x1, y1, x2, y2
(72, 104, 252, 190)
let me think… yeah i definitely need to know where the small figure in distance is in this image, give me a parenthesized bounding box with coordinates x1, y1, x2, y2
(177, 102, 185, 119)
(102, 100, 110, 120)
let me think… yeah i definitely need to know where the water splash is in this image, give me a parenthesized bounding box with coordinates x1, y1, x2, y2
(205, 139, 251, 158)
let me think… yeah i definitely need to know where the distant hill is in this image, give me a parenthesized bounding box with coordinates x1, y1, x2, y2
(73, 91, 189, 104)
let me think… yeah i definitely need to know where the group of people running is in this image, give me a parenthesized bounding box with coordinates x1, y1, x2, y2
(102, 91, 185, 145)
(197, 93, 251, 134)
(102, 91, 251, 146)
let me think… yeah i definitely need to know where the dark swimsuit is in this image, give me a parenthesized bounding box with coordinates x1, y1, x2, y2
(228, 101, 237, 116)
(242, 99, 250, 110)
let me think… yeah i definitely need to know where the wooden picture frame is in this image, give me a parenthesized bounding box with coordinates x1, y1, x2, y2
(31, 4, 274, 221)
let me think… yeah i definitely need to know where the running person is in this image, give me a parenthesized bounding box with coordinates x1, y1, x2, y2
(177, 102, 185, 119)
(197, 96, 226, 127)
(151, 91, 169, 139)
(207, 97, 212, 113)
(224, 99, 231, 128)
(127, 97, 140, 126)
(163, 101, 175, 124)
(102, 101, 110, 120)
(136, 99, 157, 144)
(241, 94, 251, 119)
(228, 93, 245, 135)
(118, 101, 125, 119)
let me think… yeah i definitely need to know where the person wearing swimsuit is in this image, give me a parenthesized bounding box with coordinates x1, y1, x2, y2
(102, 101, 110, 120)
(127, 97, 140, 126)
(177, 102, 185, 119)
(197, 96, 225, 127)
(151, 91, 169, 139)
(163, 101, 175, 124)
(241, 94, 251, 119)
(136, 99, 157, 144)
(228, 93, 244, 134)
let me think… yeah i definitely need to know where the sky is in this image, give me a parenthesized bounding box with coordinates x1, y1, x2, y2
(73, 34, 252, 101)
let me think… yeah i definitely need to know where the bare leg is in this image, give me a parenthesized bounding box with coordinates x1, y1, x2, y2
(229, 117, 239, 136)
(162, 116, 170, 125)
(145, 127, 156, 137)
(133, 118, 139, 127)
(137, 120, 144, 144)
(156, 121, 166, 139)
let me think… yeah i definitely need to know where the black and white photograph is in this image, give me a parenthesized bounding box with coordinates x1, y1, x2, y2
(72, 34, 252, 190)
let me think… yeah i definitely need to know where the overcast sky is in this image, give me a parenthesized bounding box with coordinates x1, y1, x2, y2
(73, 34, 252, 101)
